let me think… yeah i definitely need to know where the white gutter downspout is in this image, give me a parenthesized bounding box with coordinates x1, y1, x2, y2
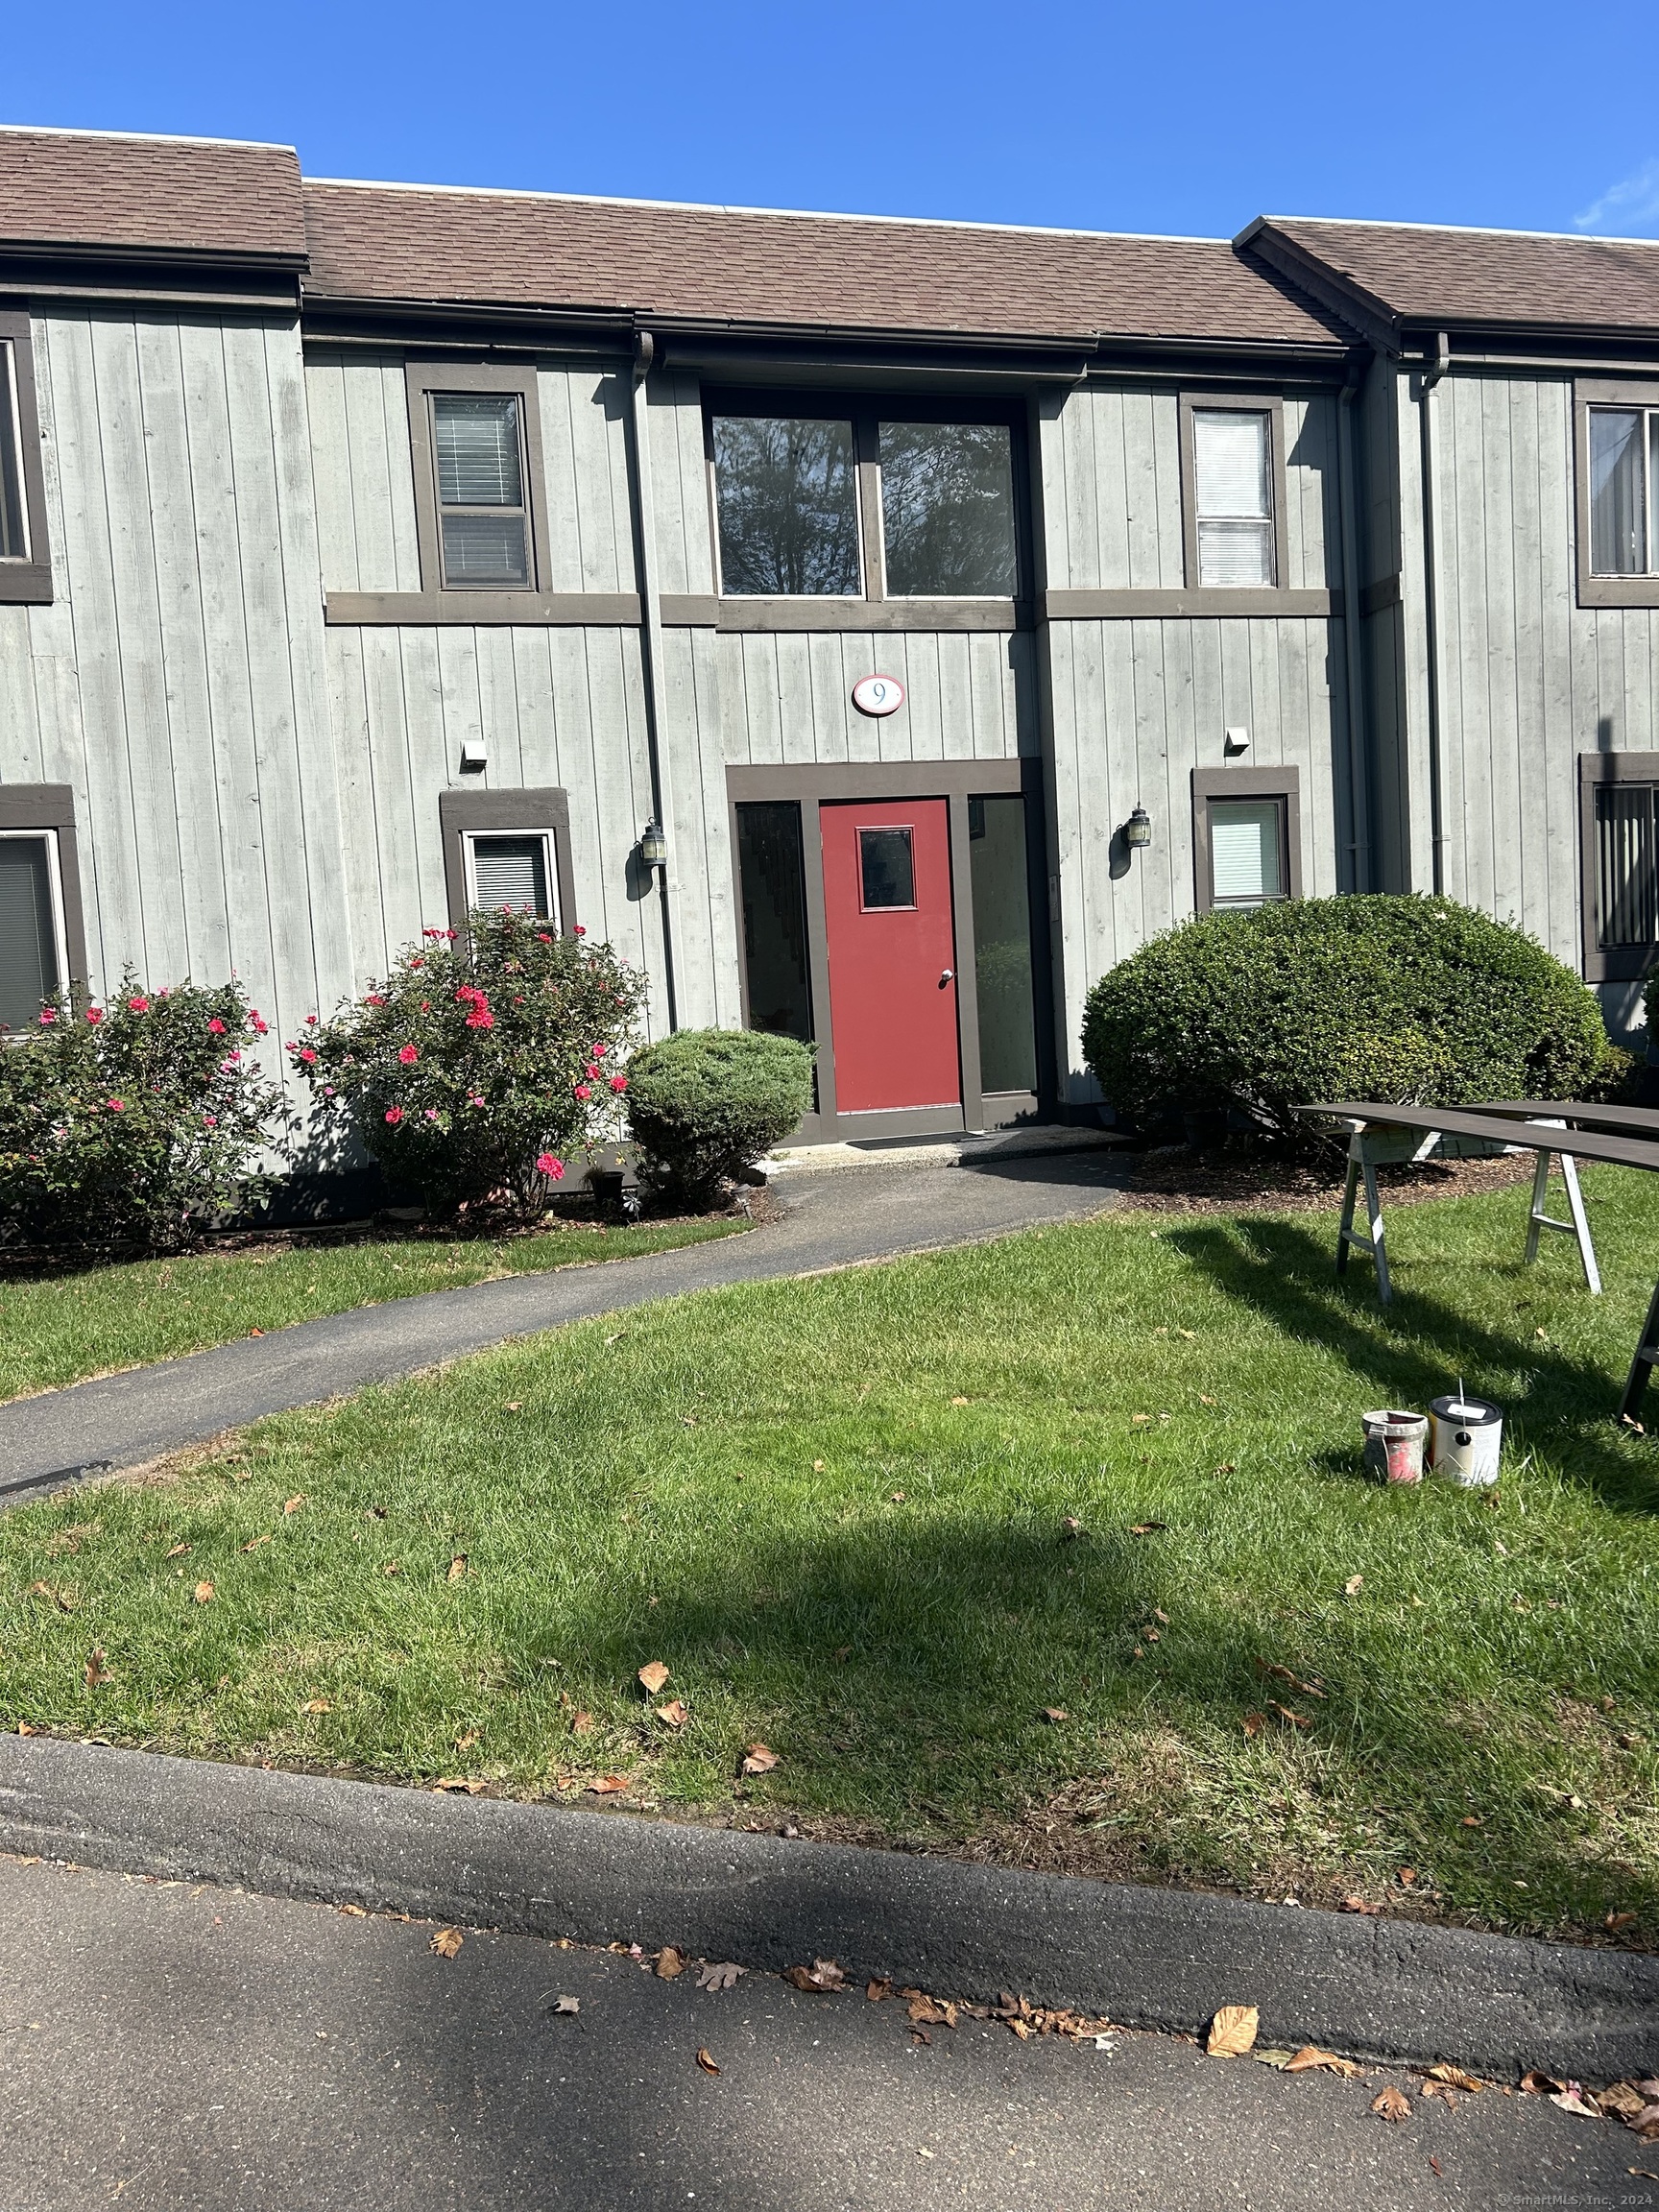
(1417, 330, 1452, 897)
(1337, 358, 1372, 891)
(626, 329, 680, 1031)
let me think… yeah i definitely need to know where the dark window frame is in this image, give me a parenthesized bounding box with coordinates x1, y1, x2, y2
(1178, 393, 1288, 596)
(0, 784, 88, 1027)
(1578, 751, 1659, 980)
(407, 361, 550, 602)
(700, 388, 1031, 628)
(1191, 764, 1303, 915)
(437, 788, 577, 938)
(0, 310, 54, 607)
(1575, 378, 1659, 610)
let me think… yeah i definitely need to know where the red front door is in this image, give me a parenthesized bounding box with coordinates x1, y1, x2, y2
(820, 799, 960, 1113)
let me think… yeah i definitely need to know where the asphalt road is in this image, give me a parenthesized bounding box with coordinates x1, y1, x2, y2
(0, 1853, 1647, 2212)
(0, 1146, 1128, 1497)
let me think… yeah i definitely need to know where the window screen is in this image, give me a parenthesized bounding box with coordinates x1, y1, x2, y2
(432, 394, 531, 589)
(1595, 783, 1659, 949)
(878, 421, 1017, 596)
(712, 417, 861, 595)
(468, 833, 552, 920)
(0, 343, 26, 563)
(1208, 798, 1286, 907)
(858, 827, 916, 910)
(1193, 410, 1274, 587)
(0, 833, 60, 1028)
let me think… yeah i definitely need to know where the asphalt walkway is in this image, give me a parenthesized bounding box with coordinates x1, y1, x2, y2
(0, 1147, 1128, 1496)
(0, 1852, 1641, 2212)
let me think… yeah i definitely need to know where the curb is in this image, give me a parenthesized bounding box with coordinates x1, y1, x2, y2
(1, 1738, 1653, 2080)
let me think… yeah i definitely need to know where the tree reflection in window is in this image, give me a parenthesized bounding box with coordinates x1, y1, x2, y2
(713, 417, 861, 595)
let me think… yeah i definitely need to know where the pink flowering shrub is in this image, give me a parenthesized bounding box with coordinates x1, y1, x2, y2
(290, 909, 645, 1220)
(0, 971, 283, 1252)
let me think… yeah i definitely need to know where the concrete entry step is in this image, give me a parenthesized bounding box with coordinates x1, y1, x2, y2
(766, 1122, 1132, 1175)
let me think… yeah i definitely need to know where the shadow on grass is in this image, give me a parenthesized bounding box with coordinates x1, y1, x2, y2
(1158, 1213, 1659, 1518)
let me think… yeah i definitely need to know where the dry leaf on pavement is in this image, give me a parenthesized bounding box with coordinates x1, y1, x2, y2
(907, 1994, 958, 2029)
(193, 1580, 215, 1604)
(697, 1962, 744, 1991)
(656, 1947, 685, 1980)
(866, 1978, 893, 2001)
(655, 1700, 688, 1728)
(588, 1774, 631, 1794)
(1206, 2005, 1259, 2057)
(1285, 2047, 1365, 2078)
(783, 1959, 847, 1993)
(741, 1743, 779, 1775)
(1427, 2063, 1486, 2094)
(1521, 2070, 1563, 2095)
(552, 1995, 580, 2015)
(637, 1661, 671, 1695)
(1372, 2086, 1411, 2122)
(696, 2047, 721, 2075)
(1551, 2082, 1604, 2118)
(429, 1928, 463, 1958)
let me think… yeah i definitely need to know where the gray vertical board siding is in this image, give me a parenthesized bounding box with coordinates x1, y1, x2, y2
(645, 371, 715, 601)
(709, 631, 1028, 770)
(535, 365, 636, 595)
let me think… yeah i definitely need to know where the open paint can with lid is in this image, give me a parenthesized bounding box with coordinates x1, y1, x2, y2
(1428, 1393, 1503, 1488)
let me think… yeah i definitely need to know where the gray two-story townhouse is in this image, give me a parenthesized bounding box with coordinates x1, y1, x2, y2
(4, 126, 1659, 1189)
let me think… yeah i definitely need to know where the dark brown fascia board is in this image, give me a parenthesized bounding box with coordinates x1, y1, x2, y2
(0, 252, 302, 314)
(0, 236, 307, 274)
(1234, 220, 1404, 355)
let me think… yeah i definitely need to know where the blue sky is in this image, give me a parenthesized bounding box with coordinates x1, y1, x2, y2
(8, 0, 1659, 242)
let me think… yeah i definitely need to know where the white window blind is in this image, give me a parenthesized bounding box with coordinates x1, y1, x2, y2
(1209, 799, 1284, 906)
(0, 833, 61, 1028)
(1193, 410, 1273, 587)
(432, 393, 531, 588)
(468, 833, 553, 921)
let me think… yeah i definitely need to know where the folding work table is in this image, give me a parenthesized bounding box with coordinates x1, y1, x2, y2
(1302, 1100, 1659, 1426)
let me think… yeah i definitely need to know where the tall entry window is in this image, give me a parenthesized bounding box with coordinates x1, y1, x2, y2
(734, 802, 814, 1043)
(709, 398, 1022, 603)
(968, 794, 1037, 1094)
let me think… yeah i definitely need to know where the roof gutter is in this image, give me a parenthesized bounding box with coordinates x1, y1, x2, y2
(625, 327, 679, 1033)
(1417, 331, 1452, 896)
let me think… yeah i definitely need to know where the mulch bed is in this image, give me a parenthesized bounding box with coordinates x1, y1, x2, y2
(1119, 1142, 1536, 1216)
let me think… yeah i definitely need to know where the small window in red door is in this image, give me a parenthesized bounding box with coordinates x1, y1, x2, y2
(859, 826, 916, 910)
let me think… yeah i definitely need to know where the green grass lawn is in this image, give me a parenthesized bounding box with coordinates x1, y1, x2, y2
(0, 1215, 748, 1401)
(2, 1165, 1656, 1945)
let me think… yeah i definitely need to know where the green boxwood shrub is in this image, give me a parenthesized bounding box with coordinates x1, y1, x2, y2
(0, 972, 283, 1253)
(289, 911, 646, 1221)
(1081, 895, 1611, 1149)
(626, 1028, 814, 1206)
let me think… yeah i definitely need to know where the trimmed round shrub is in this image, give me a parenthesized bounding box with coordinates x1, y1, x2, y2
(0, 971, 283, 1253)
(1081, 895, 1611, 1150)
(290, 910, 646, 1220)
(626, 1028, 814, 1206)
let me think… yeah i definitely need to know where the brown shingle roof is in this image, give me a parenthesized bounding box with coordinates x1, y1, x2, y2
(0, 126, 305, 264)
(1252, 216, 1659, 336)
(301, 180, 1350, 349)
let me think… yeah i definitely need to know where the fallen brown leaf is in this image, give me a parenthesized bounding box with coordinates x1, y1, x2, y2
(1257, 1660, 1326, 1699)
(866, 1978, 893, 2002)
(1551, 2082, 1604, 2119)
(571, 1710, 594, 1733)
(283, 1495, 306, 1514)
(429, 1928, 463, 1958)
(1459, 1815, 1482, 1828)
(1241, 1713, 1265, 1739)
(1285, 2046, 1365, 2079)
(1268, 1701, 1311, 1730)
(430, 1777, 486, 1793)
(446, 1556, 468, 1582)
(1042, 1707, 1069, 1724)
(1129, 1522, 1168, 1535)
(741, 1743, 779, 1776)
(1606, 1911, 1638, 1933)
(1199, 1393, 1217, 1406)
(1430, 2156, 1444, 2177)
(1372, 2086, 1411, 2122)
(380, 1560, 399, 1575)
(1340, 1895, 1382, 1916)
(950, 1395, 970, 1406)
(637, 1661, 671, 1695)
(907, 1993, 959, 2029)
(193, 1580, 214, 1604)
(656, 1699, 688, 1728)
(454, 1729, 481, 1752)
(1398, 1868, 1417, 1887)
(811, 1458, 825, 1471)
(889, 1490, 906, 1503)
(911, 2028, 931, 2046)
(84, 1648, 108, 1689)
(301, 1697, 332, 1715)
(1060, 1516, 1083, 1539)
(1206, 2005, 1259, 2058)
(165, 1543, 191, 1558)
(1427, 2063, 1486, 2094)
(588, 1774, 631, 1794)
(783, 1959, 846, 1993)
(1596, 2080, 1649, 2121)
(242, 1535, 272, 1553)
(551, 1994, 580, 2015)
(656, 1947, 685, 1980)
(1520, 2070, 1563, 2095)
(697, 1961, 744, 1991)
(1345, 1575, 1364, 1597)
(695, 2046, 720, 2075)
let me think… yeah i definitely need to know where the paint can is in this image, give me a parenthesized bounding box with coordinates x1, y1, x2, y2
(1361, 1409, 1429, 1484)
(1428, 1393, 1503, 1487)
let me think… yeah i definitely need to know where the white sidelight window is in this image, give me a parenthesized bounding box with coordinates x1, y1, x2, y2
(1192, 409, 1276, 587)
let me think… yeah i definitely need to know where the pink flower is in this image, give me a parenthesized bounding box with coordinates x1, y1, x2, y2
(128, 996, 150, 1013)
(323, 1085, 336, 1097)
(466, 1011, 493, 1030)
(573, 925, 587, 937)
(284, 1041, 297, 1053)
(207, 1018, 226, 1035)
(305, 1014, 319, 1026)
(455, 986, 480, 1004)
(85, 1006, 104, 1024)
(590, 1044, 607, 1059)
(384, 1106, 403, 1125)
(365, 995, 386, 1008)
(536, 1152, 565, 1180)
(468, 1094, 486, 1108)
(219, 1055, 242, 1072)
(250, 1015, 269, 1035)
(610, 1074, 628, 1094)
(203, 1115, 217, 1128)
(409, 957, 424, 971)
(422, 928, 443, 939)
(107, 1097, 126, 1112)
(397, 1044, 419, 1065)
(420, 1000, 430, 1014)
(585, 1063, 599, 1078)
(423, 1107, 440, 1120)
(298, 1047, 317, 1065)
(573, 1083, 591, 1101)
(536, 932, 552, 945)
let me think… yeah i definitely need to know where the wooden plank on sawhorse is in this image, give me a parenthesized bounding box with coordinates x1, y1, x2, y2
(1620, 1279, 1659, 1428)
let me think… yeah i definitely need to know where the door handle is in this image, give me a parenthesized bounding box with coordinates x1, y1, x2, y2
(939, 969, 954, 986)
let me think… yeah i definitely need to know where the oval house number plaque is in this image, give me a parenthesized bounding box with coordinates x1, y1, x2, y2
(852, 674, 905, 717)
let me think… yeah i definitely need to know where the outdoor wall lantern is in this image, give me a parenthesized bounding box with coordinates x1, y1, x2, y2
(1124, 805, 1152, 852)
(639, 817, 668, 872)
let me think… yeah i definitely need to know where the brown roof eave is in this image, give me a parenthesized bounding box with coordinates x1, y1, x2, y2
(1235, 218, 1401, 354)
(0, 235, 309, 276)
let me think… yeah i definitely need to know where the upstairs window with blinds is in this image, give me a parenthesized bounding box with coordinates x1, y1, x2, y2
(0, 831, 65, 1030)
(431, 393, 532, 589)
(1191, 409, 1276, 588)
(1588, 407, 1659, 577)
(464, 832, 556, 924)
